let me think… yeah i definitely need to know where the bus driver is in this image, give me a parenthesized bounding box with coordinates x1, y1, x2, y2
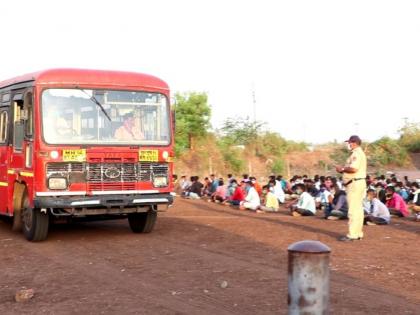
(114, 112, 144, 141)
(44, 105, 73, 141)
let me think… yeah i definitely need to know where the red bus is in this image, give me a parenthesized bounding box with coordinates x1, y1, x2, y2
(0, 69, 174, 241)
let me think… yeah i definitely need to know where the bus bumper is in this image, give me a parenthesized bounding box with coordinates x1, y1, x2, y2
(33, 193, 174, 216)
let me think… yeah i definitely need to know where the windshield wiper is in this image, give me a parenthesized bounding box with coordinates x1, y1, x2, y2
(78, 88, 111, 121)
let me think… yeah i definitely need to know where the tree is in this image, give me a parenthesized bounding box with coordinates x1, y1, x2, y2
(219, 116, 265, 146)
(399, 121, 420, 153)
(367, 137, 409, 167)
(174, 92, 211, 154)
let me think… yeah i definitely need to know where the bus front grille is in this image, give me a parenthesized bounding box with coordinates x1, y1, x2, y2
(139, 163, 169, 182)
(47, 160, 169, 191)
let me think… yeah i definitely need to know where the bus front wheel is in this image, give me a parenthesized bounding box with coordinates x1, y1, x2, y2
(128, 209, 157, 233)
(22, 203, 49, 242)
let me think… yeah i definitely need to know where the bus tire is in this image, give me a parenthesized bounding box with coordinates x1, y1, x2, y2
(22, 198, 49, 242)
(128, 209, 157, 233)
(12, 183, 26, 232)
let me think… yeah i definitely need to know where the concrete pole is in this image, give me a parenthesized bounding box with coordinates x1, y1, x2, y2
(288, 240, 331, 315)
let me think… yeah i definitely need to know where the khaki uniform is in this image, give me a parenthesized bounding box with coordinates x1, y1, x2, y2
(344, 146, 367, 239)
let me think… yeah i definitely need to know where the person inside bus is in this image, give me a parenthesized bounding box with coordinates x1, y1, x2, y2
(114, 112, 144, 141)
(44, 105, 73, 140)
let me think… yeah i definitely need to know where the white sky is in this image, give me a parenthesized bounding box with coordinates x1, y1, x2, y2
(1, 0, 419, 144)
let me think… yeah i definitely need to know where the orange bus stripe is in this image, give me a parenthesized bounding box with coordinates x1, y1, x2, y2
(19, 172, 34, 177)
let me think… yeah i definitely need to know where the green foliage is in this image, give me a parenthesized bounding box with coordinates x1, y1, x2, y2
(220, 117, 265, 146)
(174, 92, 211, 155)
(256, 132, 307, 157)
(285, 140, 308, 153)
(367, 137, 409, 167)
(330, 146, 348, 165)
(330, 138, 410, 168)
(399, 122, 420, 153)
(222, 149, 245, 173)
(271, 158, 285, 174)
(216, 138, 245, 173)
(257, 132, 288, 157)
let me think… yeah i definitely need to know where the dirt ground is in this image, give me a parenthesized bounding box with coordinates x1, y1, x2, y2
(0, 198, 419, 315)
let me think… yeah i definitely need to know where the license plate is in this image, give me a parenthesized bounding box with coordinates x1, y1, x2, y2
(63, 149, 86, 162)
(139, 150, 159, 162)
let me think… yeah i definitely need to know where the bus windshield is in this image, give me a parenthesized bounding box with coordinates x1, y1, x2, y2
(41, 89, 170, 145)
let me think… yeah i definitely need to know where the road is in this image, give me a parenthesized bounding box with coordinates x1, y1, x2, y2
(0, 198, 419, 314)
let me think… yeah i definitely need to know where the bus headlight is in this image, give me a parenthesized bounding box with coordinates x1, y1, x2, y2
(153, 176, 168, 187)
(48, 177, 68, 190)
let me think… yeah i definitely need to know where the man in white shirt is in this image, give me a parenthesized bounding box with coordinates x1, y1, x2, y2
(363, 189, 391, 225)
(409, 182, 420, 221)
(289, 184, 316, 216)
(269, 178, 285, 204)
(240, 181, 261, 211)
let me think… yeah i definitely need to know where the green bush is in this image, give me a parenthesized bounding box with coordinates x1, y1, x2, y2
(271, 158, 285, 174)
(330, 138, 410, 168)
(367, 137, 409, 167)
(399, 122, 420, 153)
(216, 138, 245, 173)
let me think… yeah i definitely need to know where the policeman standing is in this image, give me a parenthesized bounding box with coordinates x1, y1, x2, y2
(335, 135, 367, 241)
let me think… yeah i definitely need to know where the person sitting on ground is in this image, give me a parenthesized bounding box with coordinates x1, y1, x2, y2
(186, 176, 204, 199)
(389, 177, 398, 187)
(182, 176, 194, 197)
(403, 175, 410, 187)
(250, 177, 263, 197)
(202, 177, 212, 197)
(289, 183, 316, 217)
(408, 182, 420, 221)
(210, 179, 227, 203)
(314, 175, 321, 190)
(227, 174, 234, 183)
(395, 181, 410, 202)
(317, 184, 333, 211)
(375, 182, 387, 204)
(226, 179, 245, 206)
(305, 179, 319, 198)
(209, 174, 219, 195)
(363, 189, 391, 225)
(240, 180, 261, 211)
(277, 175, 288, 192)
(385, 186, 409, 217)
(258, 184, 280, 212)
(225, 177, 235, 200)
(180, 176, 191, 194)
(271, 177, 286, 204)
(326, 184, 348, 220)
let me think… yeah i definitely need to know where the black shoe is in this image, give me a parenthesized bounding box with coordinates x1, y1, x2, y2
(338, 236, 362, 242)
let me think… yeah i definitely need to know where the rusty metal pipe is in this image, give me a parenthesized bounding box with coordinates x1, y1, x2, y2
(288, 240, 331, 315)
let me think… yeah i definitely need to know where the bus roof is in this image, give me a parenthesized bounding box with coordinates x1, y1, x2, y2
(0, 68, 169, 91)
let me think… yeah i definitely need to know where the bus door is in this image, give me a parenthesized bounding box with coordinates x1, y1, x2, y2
(9, 89, 34, 198)
(0, 92, 10, 214)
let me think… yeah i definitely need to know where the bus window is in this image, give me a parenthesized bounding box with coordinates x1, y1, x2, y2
(41, 89, 170, 145)
(0, 109, 8, 143)
(24, 91, 34, 138)
(1, 93, 10, 105)
(13, 100, 25, 152)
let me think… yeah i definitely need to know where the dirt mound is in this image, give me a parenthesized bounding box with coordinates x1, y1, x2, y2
(410, 153, 420, 170)
(285, 147, 334, 176)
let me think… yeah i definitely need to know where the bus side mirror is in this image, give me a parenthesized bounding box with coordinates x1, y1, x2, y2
(171, 109, 176, 131)
(170, 96, 177, 132)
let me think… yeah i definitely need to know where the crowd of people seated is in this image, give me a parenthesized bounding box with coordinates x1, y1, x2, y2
(173, 172, 420, 222)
